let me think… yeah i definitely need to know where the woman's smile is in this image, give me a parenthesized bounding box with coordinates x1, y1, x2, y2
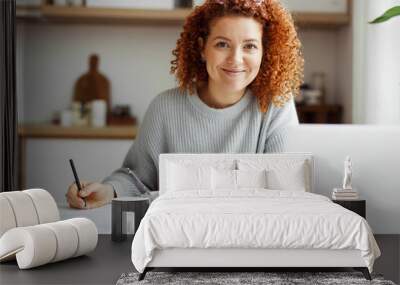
(221, 67, 246, 77)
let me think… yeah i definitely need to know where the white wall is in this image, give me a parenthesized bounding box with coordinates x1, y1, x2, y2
(352, 0, 400, 124)
(286, 125, 400, 234)
(17, 22, 180, 124)
(363, 1, 400, 124)
(25, 139, 132, 204)
(17, 22, 350, 124)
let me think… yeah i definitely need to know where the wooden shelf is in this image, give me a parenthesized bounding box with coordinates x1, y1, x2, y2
(16, 5, 350, 27)
(41, 5, 191, 25)
(292, 12, 349, 28)
(16, 5, 42, 21)
(18, 124, 137, 140)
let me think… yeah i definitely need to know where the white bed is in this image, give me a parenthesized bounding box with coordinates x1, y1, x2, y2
(131, 153, 380, 280)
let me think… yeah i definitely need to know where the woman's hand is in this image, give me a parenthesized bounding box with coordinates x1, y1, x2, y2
(66, 182, 115, 209)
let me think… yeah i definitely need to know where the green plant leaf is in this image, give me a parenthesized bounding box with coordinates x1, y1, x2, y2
(369, 6, 400, 24)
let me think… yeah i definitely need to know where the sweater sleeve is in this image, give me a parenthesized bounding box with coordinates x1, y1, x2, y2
(101, 95, 164, 197)
(264, 98, 299, 153)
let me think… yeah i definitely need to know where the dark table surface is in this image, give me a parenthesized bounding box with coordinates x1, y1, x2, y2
(1, 234, 398, 284)
(0, 235, 134, 285)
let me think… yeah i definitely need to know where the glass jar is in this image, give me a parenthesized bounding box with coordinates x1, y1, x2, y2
(311, 72, 326, 104)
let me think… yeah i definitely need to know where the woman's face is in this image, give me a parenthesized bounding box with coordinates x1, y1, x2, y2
(201, 16, 263, 93)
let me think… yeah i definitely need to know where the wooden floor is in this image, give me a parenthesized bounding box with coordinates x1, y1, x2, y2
(374, 234, 400, 284)
(0, 235, 398, 285)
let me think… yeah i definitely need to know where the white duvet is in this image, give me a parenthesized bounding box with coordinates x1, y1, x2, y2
(131, 190, 380, 273)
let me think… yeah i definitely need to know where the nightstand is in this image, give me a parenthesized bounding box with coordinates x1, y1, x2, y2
(332, 199, 366, 219)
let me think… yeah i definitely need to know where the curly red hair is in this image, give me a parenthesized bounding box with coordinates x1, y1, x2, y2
(170, 0, 304, 112)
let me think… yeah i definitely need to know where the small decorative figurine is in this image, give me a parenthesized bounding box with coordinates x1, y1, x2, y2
(342, 155, 353, 190)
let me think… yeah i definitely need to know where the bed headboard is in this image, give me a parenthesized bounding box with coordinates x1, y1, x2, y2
(159, 153, 314, 195)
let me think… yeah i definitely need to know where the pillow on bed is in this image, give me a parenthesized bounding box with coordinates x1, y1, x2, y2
(237, 159, 310, 192)
(237, 169, 268, 189)
(211, 168, 236, 190)
(167, 162, 211, 191)
(266, 166, 306, 191)
(166, 159, 236, 192)
(211, 168, 268, 190)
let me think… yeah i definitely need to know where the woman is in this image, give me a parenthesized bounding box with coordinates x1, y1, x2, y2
(65, 0, 304, 209)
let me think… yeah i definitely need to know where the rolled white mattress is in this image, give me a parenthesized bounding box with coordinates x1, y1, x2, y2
(0, 218, 98, 269)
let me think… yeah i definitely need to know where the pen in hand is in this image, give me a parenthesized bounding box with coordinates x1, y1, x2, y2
(69, 159, 86, 208)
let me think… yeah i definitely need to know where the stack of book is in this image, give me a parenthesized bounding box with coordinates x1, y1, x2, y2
(332, 188, 359, 200)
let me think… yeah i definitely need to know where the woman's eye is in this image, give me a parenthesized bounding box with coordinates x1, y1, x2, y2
(244, 44, 258, 50)
(215, 42, 229, 48)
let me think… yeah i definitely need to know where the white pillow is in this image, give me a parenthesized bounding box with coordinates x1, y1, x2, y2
(267, 166, 306, 191)
(238, 159, 309, 192)
(167, 162, 211, 191)
(211, 168, 268, 190)
(237, 169, 268, 189)
(211, 168, 236, 190)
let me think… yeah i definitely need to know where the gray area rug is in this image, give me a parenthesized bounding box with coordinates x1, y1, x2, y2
(116, 271, 396, 285)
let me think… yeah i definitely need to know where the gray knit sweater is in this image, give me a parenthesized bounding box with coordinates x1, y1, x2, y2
(102, 87, 299, 197)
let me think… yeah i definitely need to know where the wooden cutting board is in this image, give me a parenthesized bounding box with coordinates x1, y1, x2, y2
(73, 54, 111, 112)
